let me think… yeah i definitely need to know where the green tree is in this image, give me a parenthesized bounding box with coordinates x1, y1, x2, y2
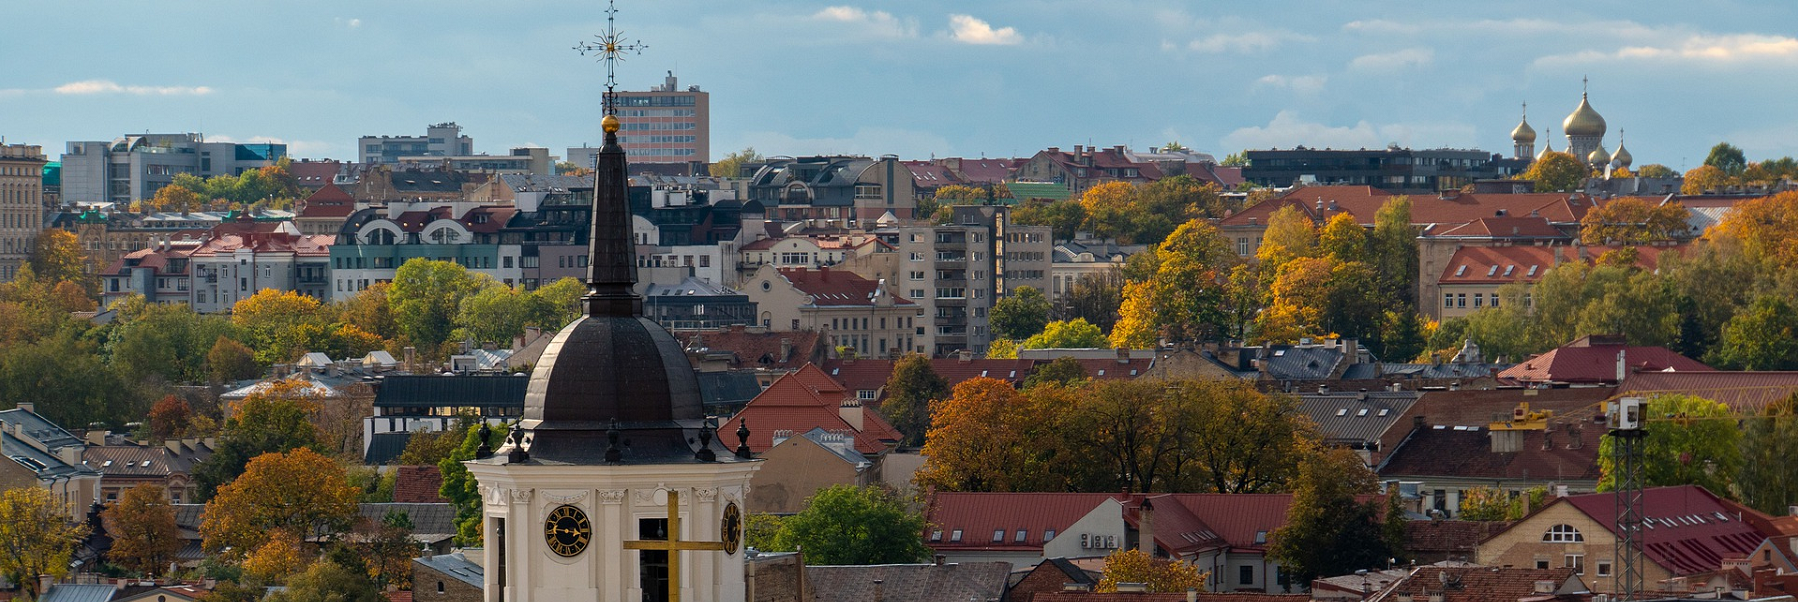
(1456, 486, 1547, 521)
(0, 488, 89, 601)
(1175, 381, 1314, 494)
(439, 421, 507, 546)
(28, 229, 95, 295)
(880, 354, 949, 447)
(1268, 447, 1392, 586)
(1058, 269, 1125, 333)
(1737, 399, 1798, 516)
(0, 326, 131, 428)
(1221, 151, 1248, 167)
(1013, 199, 1087, 241)
(1022, 318, 1107, 349)
(1023, 356, 1088, 389)
(1317, 213, 1367, 264)
(1704, 142, 1747, 175)
(388, 259, 487, 358)
(1369, 197, 1418, 312)
(1522, 151, 1587, 192)
(335, 282, 399, 341)
(397, 424, 466, 467)
(1707, 296, 1798, 370)
(206, 336, 261, 383)
(991, 286, 1051, 340)
(1635, 164, 1677, 179)
(1598, 395, 1741, 494)
(984, 338, 1019, 359)
(708, 147, 762, 178)
(112, 302, 236, 384)
(768, 485, 930, 565)
(265, 558, 384, 602)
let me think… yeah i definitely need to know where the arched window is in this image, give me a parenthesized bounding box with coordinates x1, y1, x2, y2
(1543, 524, 1584, 543)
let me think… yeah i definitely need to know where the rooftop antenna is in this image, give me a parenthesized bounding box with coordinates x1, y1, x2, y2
(574, 0, 649, 116)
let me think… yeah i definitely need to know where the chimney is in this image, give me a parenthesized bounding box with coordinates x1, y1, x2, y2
(404, 346, 417, 373)
(1117, 347, 1130, 364)
(840, 398, 865, 432)
(935, 555, 945, 566)
(959, 350, 973, 363)
(1117, 583, 1149, 593)
(780, 338, 793, 363)
(1615, 350, 1626, 383)
(1188, 588, 1199, 602)
(1138, 498, 1156, 557)
(39, 575, 52, 597)
(16, 402, 34, 414)
(86, 431, 107, 446)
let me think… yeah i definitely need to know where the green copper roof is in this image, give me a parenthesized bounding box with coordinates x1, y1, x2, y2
(1006, 181, 1070, 201)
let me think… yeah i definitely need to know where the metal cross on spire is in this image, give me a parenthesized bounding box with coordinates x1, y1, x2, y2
(574, 0, 648, 115)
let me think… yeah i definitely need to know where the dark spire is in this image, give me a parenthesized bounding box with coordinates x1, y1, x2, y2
(735, 419, 753, 459)
(583, 114, 640, 316)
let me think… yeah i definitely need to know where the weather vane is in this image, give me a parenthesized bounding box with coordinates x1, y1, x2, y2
(574, 0, 647, 115)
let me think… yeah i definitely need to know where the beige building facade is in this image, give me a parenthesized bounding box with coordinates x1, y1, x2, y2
(742, 264, 920, 358)
(0, 144, 47, 283)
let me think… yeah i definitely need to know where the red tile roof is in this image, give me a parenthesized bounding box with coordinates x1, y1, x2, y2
(1560, 485, 1773, 575)
(1035, 594, 1309, 602)
(298, 182, 357, 218)
(393, 465, 447, 504)
(718, 364, 901, 455)
(1385, 566, 1585, 602)
(822, 358, 1038, 399)
(678, 327, 822, 371)
(1133, 493, 1294, 553)
(1498, 335, 1712, 385)
(1616, 371, 1798, 414)
(1438, 243, 1687, 285)
(1411, 388, 1617, 427)
(902, 161, 962, 189)
(1404, 520, 1514, 556)
(188, 222, 334, 258)
(288, 160, 342, 188)
(924, 492, 1121, 551)
(1377, 422, 1604, 482)
(1220, 186, 1596, 231)
(778, 267, 915, 307)
(1430, 216, 1566, 239)
(1071, 358, 1156, 380)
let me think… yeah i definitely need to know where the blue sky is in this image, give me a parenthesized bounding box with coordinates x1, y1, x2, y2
(4, 1, 1796, 169)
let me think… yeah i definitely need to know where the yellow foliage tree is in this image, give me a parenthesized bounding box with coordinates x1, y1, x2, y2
(1095, 548, 1207, 593)
(200, 447, 359, 559)
(1079, 181, 1142, 242)
(241, 529, 309, 583)
(1109, 280, 1160, 349)
(915, 378, 1052, 492)
(1713, 190, 1798, 268)
(145, 184, 205, 213)
(1256, 257, 1335, 341)
(984, 338, 1019, 359)
(1317, 213, 1366, 263)
(103, 484, 180, 576)
(1255, 204, 1317, 270)
(0, 488, 89, 601)
(1683, 165, 1733, 195)
(1521, 151, 1587, 192)
(1580, 196, 1691, 245)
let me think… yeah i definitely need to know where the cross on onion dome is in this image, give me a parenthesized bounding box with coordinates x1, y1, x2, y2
(573, 0, 648, 115)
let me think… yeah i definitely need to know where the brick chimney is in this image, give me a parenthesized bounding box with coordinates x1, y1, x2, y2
(840, 398, 865, 432)
(1138, 498, 1156, 557)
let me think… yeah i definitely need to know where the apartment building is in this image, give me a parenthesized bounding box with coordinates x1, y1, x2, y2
(0, 144, 47, 282)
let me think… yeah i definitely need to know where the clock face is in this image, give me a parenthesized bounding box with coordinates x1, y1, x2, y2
(721, 502, 743, 555)
(544, 504, 592, 557)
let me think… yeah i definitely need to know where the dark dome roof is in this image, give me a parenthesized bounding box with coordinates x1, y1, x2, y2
(517, 315, 707, 462)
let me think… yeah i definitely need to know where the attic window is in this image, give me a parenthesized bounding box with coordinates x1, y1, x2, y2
(1528, 265, 1539, 276)
(1487, 265, 1498, 276)
(1015, 529, 1027, 543)
(1255, 531, 1268, 544)
(1130, 369, 1138, 376)
(1504, 265, 1515, 277)
(1009, 371, 1016, 378)
(1045, 529, 1056, 541)
(1097, 370, 1106, 376)
(980, 370, 988, 377)
(1357, 409, 1369, 417)
(930, 530, 943, 542)
(950, 530, 962, 542)
(102, 460, 113, 467)
(141, 461, 152, 467)
(993, 529, 1005, 542)
(1336, 408, 1348, 417)
(1455, 265, 1467, 277)
(1378, 409, 1390, 417)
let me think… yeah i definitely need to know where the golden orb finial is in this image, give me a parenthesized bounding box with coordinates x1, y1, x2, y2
(602, 114, 621, 133)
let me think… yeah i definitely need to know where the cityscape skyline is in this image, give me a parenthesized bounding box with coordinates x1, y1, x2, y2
(4, 1, 1797, 167)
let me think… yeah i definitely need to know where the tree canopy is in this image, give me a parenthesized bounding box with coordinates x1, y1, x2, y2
(1521, 151, 1587, 192)
(202, 447, 359, 559)
(0, 488, 89, 601)
(990, 286, 1051, 341)
(767, 485, 930, 565)
(880, 354, 949, 447)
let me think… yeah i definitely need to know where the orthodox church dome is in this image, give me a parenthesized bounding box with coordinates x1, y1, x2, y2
(1511, 118, 1536, 144)
(1587, 144, 1611, 167)
(1537, 131, 1557, 160)
(1563, 94, 1607, 138)
(1612, 143, 1633, 169)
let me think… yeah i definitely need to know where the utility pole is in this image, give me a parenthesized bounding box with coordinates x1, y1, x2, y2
(1607, 397, 1647, 600)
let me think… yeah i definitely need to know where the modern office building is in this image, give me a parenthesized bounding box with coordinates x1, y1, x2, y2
(0, 144, 47, 282)
(358, 122, 475, 164)
(60, 134, 285, 204)
(1241, 147, 1516, 193)
(394, 147, 552, 175)
(610, 72, 709, 164)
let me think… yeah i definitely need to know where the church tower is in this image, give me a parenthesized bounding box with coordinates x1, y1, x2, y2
(1511, 103, 1536, 160)
(466, 6, 760, 601)
(1563, 78, 1607, 165)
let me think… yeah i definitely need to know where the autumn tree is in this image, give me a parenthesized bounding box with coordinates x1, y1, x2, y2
(991, 286, 1052, 340)
(0, 487, 89, 601)
(1012, 199, 1088, 241)
(916, 378, 1054, 492)
(1023, 318, 1107, 349)
(1175, 381, 1314, 494)
(1579, 197, 1691, 244)
(1110, 220, 1237, 347)
(1598, 395, 1741, 494)
(265, 557, 384, 602)
(147, 395, 193, 441)
(984, 338, 1019, 359)
(193, 380, 323, 501)
(880, 354, 949, 447)
(1255, 205, 1318, 270)
(146, 184, 205, 213)
(206, 336, 261, 383)
(1318, 213, 1367, 263)
(452, 283, 567, 345)
(1522, 151, 1587, 192)
(336, 282, 399, 341)
(1257, 257, 1379, 344)
(1058, 269, 1125, 333)
(1683, 165, 1732, 195)
(202, 447, 359, 558)
(708, 147, 762, 178)
(1095, 548, 1206, 593)
(241, 529, 309, 583)
(231, 289, 331, 364)
(397, 424, 467, 467)
(767, 485, 930, 565)
(1052, 380, 1201, 493)
(1456, 486, 1547, 521)
(388, 258, 487, 357)
(1268, 447, 1393, 585)
(1713, 190, 1798, 268)
(1635, 164, 1677, 178)
(1080, 182, 1147, 243)
(28, 229, 95, 295)
(355, 510, 420, 589)
(103, 484, 181, 576)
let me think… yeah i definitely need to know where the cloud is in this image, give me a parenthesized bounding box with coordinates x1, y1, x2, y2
(1220, 111, 1476, 152)
(1537, 33, 1798, 65)
(1187, 31, 1307, 54)
(1253, 74, 1327, 95)
(54, 80, 213, 96)
(336, 17, 361, 29)
(946, 14, 1022, 45)
(813, 6, 915, 38)
(1348, 48, 1433, 71)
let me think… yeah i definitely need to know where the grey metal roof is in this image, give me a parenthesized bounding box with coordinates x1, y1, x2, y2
(0, 408, 83, 450)
(1260, 346, 1344, 381)
(373, 374, 529, 408)
(360, 503, 457, 539)
(807, 562, 1011, 602)
(696, 370, 762, 410)
(797, 427, 874, 468)
(1296, 391, 1421, 445)
(1379, 362, 1510, 379)
(2, 431, 92, 480)
(40, 584, 118, 602)
(501, 174, 593, 192)
(415, 551, 484, 587)
(364, 431, 414, 465)
(644, 276, 739, 297)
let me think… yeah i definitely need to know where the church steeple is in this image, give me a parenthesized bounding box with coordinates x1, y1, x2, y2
(582, 114, 640, 317)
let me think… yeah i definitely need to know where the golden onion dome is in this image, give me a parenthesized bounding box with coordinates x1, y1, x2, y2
(1563, 94, 1606, 137)
(1612, 143, 1632, 168)
(1512, 117, 1537, 144)
(602, 114, 621, 133)
(1588, 144, 1610, 167)
(1537, 131, 1556, 160)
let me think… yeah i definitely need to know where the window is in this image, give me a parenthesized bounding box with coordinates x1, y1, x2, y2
(930, 530, 943, 542)
(1015, 529, 1027, 543)
(1543, 524, 1584, 543)
(1239, 565, 1254, 585)
(1473, 293, 1484, 307)
(1044, 529, 1056, 541)
(1444, 293, 1453, 308)
(1536, 560, 1550, 570)
(1596, 561, 1612, 577)
(1565, 554, 1584, 574)
(1456, 293, 1466, 308)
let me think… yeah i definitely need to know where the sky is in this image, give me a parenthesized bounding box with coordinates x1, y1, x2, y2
(3, 1, 1797, 170)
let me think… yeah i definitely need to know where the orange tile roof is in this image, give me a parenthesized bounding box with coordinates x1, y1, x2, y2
(718, 364, 901, 455)
(1438, 243, 1688, 285)
(779, 267, 915, 307)
(1499, 335, 1711, 385)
